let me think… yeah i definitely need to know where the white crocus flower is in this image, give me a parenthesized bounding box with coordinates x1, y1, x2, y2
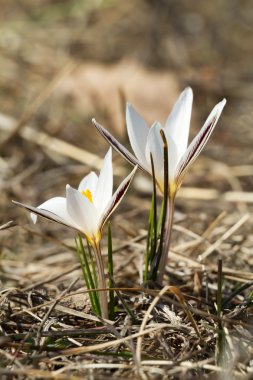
(13, 148, 137, 318)
(92, 88, 226, 197)
(92, 88, 226, 284)
(14, 148, 136, 245)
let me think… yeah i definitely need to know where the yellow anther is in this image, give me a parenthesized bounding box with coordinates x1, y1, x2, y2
(82, 189, 93, 203)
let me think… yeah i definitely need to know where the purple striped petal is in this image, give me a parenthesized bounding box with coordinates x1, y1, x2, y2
(175, 99, 226, 187)
(99, 165, 138, 231)
(92, 118, 149, 175)
(12, 200, 78, 230)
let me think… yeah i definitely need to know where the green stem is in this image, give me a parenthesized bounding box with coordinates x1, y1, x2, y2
(144, 154, 158, 282)
(157, 196, 175, 284)
(154, 129, 170, 284)
(157, 199, 164, 237)
(92, 241, 108, 319)
(76, 236, 101, 316)
(144, 206, 152, 282)
(87, 240, 98, 288)
(107, 222, 115, 320)
(150, 154, 158, 264)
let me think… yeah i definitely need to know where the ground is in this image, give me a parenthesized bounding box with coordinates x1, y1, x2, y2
(0, 1, 252, 379)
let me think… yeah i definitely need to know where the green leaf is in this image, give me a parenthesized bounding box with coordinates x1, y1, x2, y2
(76, 235, 101, 316)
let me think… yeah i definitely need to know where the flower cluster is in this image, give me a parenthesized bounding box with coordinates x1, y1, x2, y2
(14, 87, 226, 318)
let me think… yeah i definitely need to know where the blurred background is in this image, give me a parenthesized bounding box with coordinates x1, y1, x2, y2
(0, 0, 252, 240)
(0, 3, 252, 374)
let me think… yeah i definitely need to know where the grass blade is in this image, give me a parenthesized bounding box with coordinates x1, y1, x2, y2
(77, 235, 101, 316)
(144, 154, 158, 282)
(86, 239, 98, 288)
(75, 237, 97, 315)
(221, 280, 253, 309)
(149, 131, 169, 282)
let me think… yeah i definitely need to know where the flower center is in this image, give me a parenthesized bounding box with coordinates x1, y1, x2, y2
(82, 189, 93, 203)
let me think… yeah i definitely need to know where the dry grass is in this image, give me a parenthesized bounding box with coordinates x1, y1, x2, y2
(0, 1, 253, 379)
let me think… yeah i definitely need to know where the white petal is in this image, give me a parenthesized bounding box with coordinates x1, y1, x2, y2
(167, 135, 180, 182)
(126, 103, 149, 168)
(31, 197, 75, 226)
(176, 98, 226, 186)
(31, 212, 37, 224)
(78, 172, 98, 194)
(145, 122, 164, 186)
(164, 87, 193, 159)
(99, 165, 137, 231)
(13, 198, 78, 230)
(66, 185, 100, 239)
(94, 148, 113, 213)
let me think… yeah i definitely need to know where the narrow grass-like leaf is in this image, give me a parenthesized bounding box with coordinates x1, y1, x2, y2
(221, 280, 253, 309)
(144, 193, 154, 282)
(78, 235, 96, 291)
(75, 237, 97, 315)
(77, 235, 101, 316)
(149, 130, 169, 281)
(157, 130, 176, 284)
(86, 239, 98, 288)
(107, 222, 115, 320)
(247, 290, 253, 306)
(156, 199, 164, 238)
(144, 154, 158, 282)
(149, 153, 158, 264)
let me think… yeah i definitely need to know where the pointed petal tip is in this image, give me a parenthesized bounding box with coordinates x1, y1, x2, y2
(215, 98, 227, 113)
(126, 102, 139, 116)
(129, 165, 139, 176)
(126, 102, 134, 116)
(125, 164, 138, 185)
(92, 118, 101, 128)
(31, 213, 37, 224)
(181, 86, 193, 99)
(152, 120, 163, 129)
(107, 146, 112, 156)
(103, 147, 113, 168)
(221, 98, 227, 106)
(184, 86, 193, 94)
(132, 164, 138, 174)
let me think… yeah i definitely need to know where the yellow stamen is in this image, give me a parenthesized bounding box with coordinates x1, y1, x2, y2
(82, 189, 93, 203)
